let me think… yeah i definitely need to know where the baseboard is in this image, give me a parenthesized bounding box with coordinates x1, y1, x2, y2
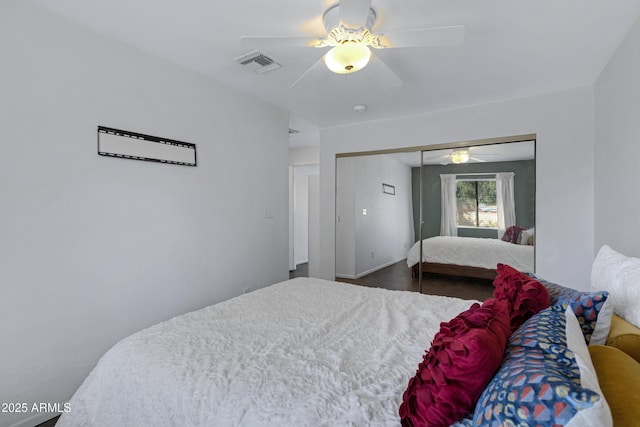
(336, 258, 406, 281)
(9, 411, 60, 427)
(354, 259, 403, 279)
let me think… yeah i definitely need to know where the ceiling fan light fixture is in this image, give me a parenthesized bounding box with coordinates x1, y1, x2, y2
(450, 149, 470, 164)
(324, 42, 371, 74)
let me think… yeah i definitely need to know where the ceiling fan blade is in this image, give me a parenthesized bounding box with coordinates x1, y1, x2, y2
(364, 52, 403, 89)
(468, 152, 501, 157)
(241, 35, 325, 49)
(422, 153, 449, 160)
(470, 156, 487, 163)
(339, 0, 372, 29)
(289, 56, 329, 90)
(377, 25, 465, 48)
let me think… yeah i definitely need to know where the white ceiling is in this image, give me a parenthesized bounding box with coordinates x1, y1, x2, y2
(28, 0, 640, 148)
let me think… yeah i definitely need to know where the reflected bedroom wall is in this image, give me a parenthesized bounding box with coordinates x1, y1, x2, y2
(411, 160, 535, 241)
(336, 155, 415, 278)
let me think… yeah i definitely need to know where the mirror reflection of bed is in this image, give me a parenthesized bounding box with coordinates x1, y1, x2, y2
(335, 138, 535, 301)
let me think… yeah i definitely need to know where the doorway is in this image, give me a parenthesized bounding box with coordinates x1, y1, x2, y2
(289, 164, 319, 277)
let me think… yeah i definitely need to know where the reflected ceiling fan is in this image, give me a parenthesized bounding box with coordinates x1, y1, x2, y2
(423, 147, 499, 165)
(241, 0, 465, 89)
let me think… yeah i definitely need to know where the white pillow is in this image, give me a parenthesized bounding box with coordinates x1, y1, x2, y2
(519, 227, 534, 245)
(591, 245, 640, 328)
(564, 306, 613, 427)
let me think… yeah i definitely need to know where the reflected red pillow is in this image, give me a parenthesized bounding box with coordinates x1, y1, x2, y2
(501, 226, 525, 243)
(399, 298, 510, 427)
(493, 263, 550, 332)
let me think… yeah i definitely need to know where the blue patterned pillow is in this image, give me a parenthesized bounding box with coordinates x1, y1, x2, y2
(528, 273, 573, 305)
(509, 304, 570, 351)
(557, 291, 611, 345)
(528, 274, 612, 345)
(473, 305, 612, 427)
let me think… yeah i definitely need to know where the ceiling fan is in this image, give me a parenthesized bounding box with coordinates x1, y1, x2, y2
(241, 0, 465, 89)
(423, 147, 500, 165)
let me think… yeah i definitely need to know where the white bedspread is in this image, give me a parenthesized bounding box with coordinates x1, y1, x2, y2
(406, 236, 534, 273)
(57, 278, 476, 427)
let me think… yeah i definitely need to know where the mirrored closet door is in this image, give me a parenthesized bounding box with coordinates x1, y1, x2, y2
(335, 136, 535, 295)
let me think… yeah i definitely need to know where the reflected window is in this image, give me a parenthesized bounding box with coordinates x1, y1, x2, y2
(456, 179, 497, 228)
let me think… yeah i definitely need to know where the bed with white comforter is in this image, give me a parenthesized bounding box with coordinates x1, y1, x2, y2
(406, 236, 534, 273)
(57, 277, 476, 427)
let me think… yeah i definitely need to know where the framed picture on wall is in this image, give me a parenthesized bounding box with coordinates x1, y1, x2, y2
(383, 183, 395, 195)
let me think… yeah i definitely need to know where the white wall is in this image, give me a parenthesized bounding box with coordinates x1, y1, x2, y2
(289, 148, 319, 270)
(288, 166, 295, 270)
(594, 14, 640, 258)
(293, 165, 319, 265)
(289, 146, 320, 166)
(321, 87, 595, 290)
(0, 2, 289, 427)
(308, 175, 321, 278)
(336, 155, 414, 278)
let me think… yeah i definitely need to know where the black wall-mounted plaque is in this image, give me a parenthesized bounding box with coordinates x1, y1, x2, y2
(98, 126, 196, 166)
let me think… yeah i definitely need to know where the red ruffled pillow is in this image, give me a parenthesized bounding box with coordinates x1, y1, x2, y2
(399, 298, 511, 427)
(493, 263, 550, 332)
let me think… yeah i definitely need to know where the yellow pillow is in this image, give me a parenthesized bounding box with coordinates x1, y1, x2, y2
(589, 345, 640, 427)
(607, 314, 640, 364)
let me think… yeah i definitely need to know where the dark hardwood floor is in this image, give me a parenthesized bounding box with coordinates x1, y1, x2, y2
(337, 260, 495, 302)
(291, 260, 494, 301)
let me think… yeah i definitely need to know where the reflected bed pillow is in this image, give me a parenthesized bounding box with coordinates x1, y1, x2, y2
(518, 227, 535, 245)
(399, 298, 510, 427)
(501, 226, 525, 244)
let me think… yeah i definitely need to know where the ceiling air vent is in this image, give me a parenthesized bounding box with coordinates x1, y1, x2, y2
(234, 50, 281, 74)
